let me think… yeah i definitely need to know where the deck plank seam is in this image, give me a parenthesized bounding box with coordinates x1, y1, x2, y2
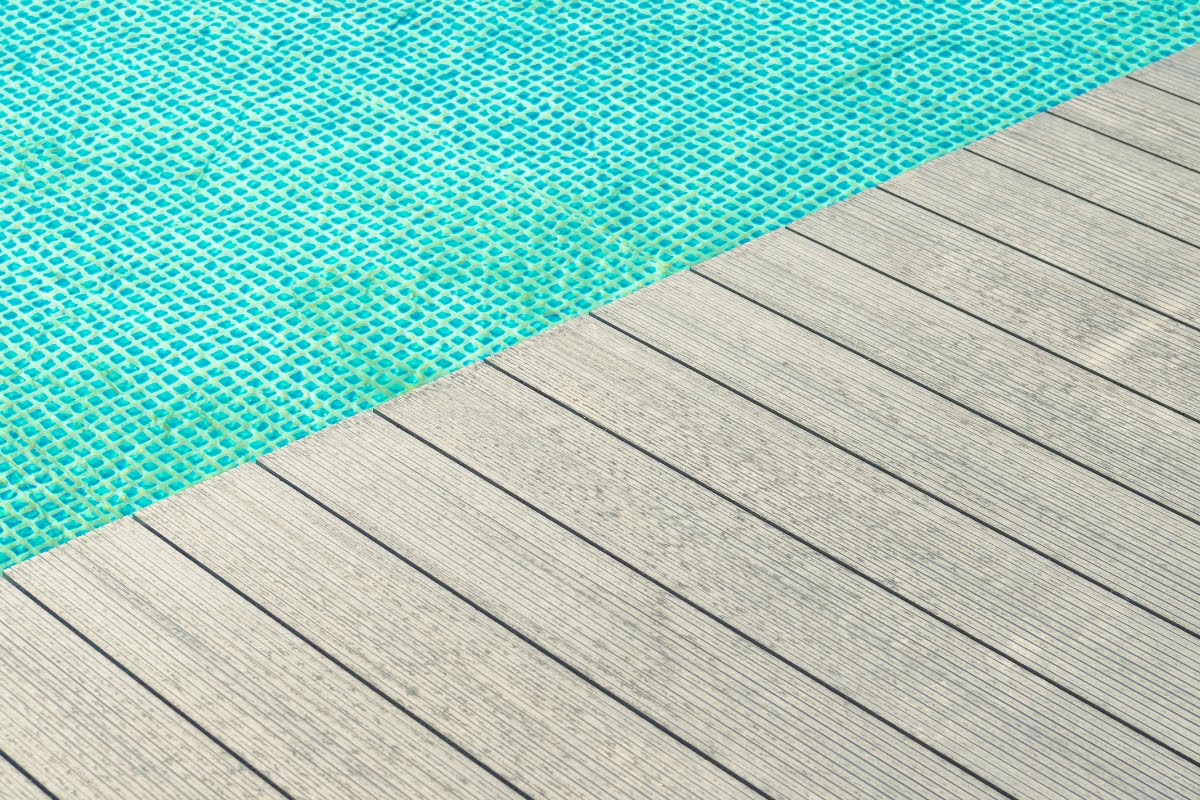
(874, 186, 1200, 335)
(253, 457, 777, 800)
(687, 267, 1200, 552)
(960, 148, 1200, 251)
(586, 306, 1200, 641)
(1043, 105, 1200, 178)
(0, 574, 294, 800)
(492, 338, 1200, 769)
(0, 750, 55, 800)
(371, 394, 1018, 800)
(126, 515, 534, 800)
(572, 313, 1200, 768)
(785, 227, 1200, 427)
(7, 45, 1200, 799)
(1125, 74, 1200, 107)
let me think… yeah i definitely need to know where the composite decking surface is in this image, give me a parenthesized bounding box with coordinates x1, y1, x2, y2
(4, 45, 1200, 799)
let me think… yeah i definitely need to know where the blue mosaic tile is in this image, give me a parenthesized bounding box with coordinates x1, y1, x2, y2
(1, 0, 1196, 566)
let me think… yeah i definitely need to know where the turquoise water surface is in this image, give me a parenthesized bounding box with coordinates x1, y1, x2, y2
(1, 0, 1196, 567)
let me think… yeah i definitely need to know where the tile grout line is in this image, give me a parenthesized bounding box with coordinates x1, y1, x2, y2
(3, 44, 1196, 800)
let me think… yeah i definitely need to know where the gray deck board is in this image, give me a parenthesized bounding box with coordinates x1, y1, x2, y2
(7, 524, 515, 800)
(136, 462, 754, 800)
(0, 758, 48, 800)
(597, 269, 1200, 631)
(968, 112, 1200, 245)
(790, 187, 1200, 419)
(694, 228, 1200, 521)
(4, 44, 1200, 799)
(882, 150, 1200, 326)
(262, 410, 986, 800)
(1051, 77, 1200, 170)
(488, 317, 1200, 791)
(0, 580, 277, 800)
(1135, 44, 1200, 102)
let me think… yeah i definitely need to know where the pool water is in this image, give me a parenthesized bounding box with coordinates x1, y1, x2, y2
(1, 0, 1195, 567)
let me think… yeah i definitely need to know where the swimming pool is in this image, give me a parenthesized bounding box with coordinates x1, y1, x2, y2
(1, 0, 1195, 567)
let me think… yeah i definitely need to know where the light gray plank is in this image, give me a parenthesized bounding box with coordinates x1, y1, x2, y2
(791, 188, 1200, 418)
(431, 354, 1200, 798)
(882, 150, 1200, 326)
(0, 758, 47, 800)
(1052, 77, 1200, 169)
(138, 463, 753, 800)
(599, 269, 1200, 629)
(263, 409, 988, 800)
(7, 522, 514, 800)
(0, 580, 276, 800)
(1134, 44, 1200, 102)
(968, 112, 1200, 244)
(693, 228, 1200, 520)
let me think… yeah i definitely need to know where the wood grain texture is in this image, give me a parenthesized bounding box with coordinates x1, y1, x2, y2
(1134, 44, 1200, 102)
(596, 268, 1200, 739)
(1051, 77, 1200, 169)
(138, 463, 752, 800)
(6, 44, 1200, 800)
(0, 580, 277, 800)
(8, 522, 514, 800)
(693, 228, 1200, 520)
(487, 327, 1200, 798)
(968, 112, 1200, 245)
(791, 187, 1200, 418)
(882, 149, 1200, 326)
(263, 409, 988, 800)
(595, 269, 1200, 632)
(0, 757, 47, 800)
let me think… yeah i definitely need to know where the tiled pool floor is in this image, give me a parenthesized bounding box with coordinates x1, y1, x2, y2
(2, 0, 1196, 565)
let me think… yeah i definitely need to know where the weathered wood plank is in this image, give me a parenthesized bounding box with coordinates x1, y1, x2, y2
(138, 463, 754, 800)
(263, 409, 990, 800)
(1051, 77, 1200, 169)
(599, 269, 1200, 629)
(444, 350, 1199, 797)
(881, 150, 1200, 326)
(4, 44, 1198, 800)
(0, 757, 47, 800)
(968, 112, 1200, 244)
(1134, 44, 1200, 102)
(790, 188, 1200, 418)
(7, 523, 515, 800)
(0, 580, 277, 800)
(692, 228, 1200, 520)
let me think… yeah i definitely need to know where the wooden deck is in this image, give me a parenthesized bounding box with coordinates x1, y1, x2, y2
(4, 45, 1200, 799)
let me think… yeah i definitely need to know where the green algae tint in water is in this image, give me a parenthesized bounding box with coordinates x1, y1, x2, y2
(0, 0, 1196, 566)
